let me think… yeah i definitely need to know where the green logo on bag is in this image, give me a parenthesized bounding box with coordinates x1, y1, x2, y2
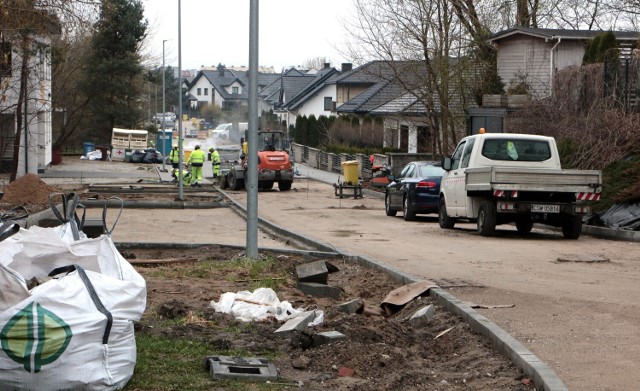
(1, 302, 73, 372)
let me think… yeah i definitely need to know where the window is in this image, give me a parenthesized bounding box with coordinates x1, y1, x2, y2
(481, 139, 551, 162)
(197, 88, 201, 95)
(204, 88, 208, 96)
(399, 163, 415, 179)
(450, 141, 466, 170)
(0, 42, 11, 77)
(324, 97, 333, 111)
(418, 165, 445, 177)
(232, 86, 239, 94)
(461, 137, 475, 168)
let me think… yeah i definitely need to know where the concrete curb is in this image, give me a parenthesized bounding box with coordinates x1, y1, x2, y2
(582, 225, 640, 242)
(80, 199, 227, 209)
(219, 187, 568, 391)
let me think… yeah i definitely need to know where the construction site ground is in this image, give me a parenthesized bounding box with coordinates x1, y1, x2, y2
(2, 144, 639, 390)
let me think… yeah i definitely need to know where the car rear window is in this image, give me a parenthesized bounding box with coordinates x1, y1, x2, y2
(481, 139, 551, 162)
(418, 165, 445, 177)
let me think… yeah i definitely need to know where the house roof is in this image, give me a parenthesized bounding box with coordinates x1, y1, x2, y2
(284, 67, 340, 111)
(335, 61, 431, 114)
(488, 27, 639, 43)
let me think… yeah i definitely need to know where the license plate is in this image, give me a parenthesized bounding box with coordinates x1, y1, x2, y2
(531, 204, 560, 213)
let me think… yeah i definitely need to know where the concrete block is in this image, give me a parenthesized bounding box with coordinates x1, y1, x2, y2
(204, 355, 278, 381)
(296, 260, 329, 284)
(297, 281, 343, 299)
(336, 298, 363, 314)
(274, 310, 316, 335)
(409, 304, 436, 321)
(313, 331, 346, 347)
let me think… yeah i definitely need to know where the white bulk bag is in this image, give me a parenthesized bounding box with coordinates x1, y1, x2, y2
(0, 197, 146, 391)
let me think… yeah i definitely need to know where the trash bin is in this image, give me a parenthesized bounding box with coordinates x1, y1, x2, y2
(184, 149, 192, 163)
(341, 160, 359, 186)
(82, 141, 95, 156)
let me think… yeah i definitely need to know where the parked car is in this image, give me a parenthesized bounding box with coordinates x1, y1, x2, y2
(212, 123, 232, 139)
(385, 161, 445, 221)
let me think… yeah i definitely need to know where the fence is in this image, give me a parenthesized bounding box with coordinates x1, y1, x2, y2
(291, 142, 434, 180)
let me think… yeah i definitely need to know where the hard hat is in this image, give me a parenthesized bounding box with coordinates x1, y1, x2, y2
(173, 144, 178, 148)
(195, 144, 200, 149)
(209, 147, 214, 152)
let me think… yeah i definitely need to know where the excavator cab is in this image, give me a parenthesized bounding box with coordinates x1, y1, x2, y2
(257, 130, 285, 152)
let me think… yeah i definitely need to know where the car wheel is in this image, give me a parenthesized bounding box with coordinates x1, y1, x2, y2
(385, 191, 397, 216)
(278, 180, 292, 191)
(562, 215, 582, 239)
(403, 195, 416, 221)
(477, 200, 497, 236)
(438, 197, 455, 229)
(228, 170, 244, 190)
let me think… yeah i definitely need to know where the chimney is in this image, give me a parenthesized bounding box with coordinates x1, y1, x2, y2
(341, 63, 352, 72)
(324, 62, 330, 69)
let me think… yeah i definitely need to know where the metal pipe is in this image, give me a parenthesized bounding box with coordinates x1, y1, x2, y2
(162, 39, 168, 172)
(246, 0, 259, 258)
(177, 0, 184, 200)
(549, 37, 562, 93)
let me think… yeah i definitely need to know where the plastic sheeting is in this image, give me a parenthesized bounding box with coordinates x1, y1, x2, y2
(211, 287, 323, 326)
(585, 202, 640, 231)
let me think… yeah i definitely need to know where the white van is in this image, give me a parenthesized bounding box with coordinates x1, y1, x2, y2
(212, 122, 248, 139)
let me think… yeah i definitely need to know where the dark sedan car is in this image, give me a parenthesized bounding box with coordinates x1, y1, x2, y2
(385, 161, 445, 221)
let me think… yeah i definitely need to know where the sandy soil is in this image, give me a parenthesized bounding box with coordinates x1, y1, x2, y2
(126, 246, 533, 390)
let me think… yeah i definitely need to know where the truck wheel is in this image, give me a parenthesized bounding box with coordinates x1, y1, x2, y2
(228, 171, 244, 190)
(477, 200, 497, 236)
(515, 217, 533, 233)
(562, 215, 582, 239)
(385, 191, 397, 217)
(259, 181, 274, 190)
(278, 180, 292, 191)
(403, 195, 416, 221)
(219, 175, 228, 189)
(438, 198, 455, 229)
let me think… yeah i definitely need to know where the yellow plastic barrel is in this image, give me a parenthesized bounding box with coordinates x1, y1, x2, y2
(341, 160, 359, 185)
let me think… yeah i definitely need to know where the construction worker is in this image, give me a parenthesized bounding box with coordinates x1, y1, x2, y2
(187, 144, 206, 187)
(209, 147, 221, 178)
(171, 167, 191, 185)
(169, 145, 180, 169)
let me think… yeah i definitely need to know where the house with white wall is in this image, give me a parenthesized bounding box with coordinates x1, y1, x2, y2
(0, 35, 54, 176)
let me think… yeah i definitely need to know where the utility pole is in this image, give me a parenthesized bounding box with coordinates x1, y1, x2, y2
(246, 0, 259, 258)
(161, 39, 168, 173)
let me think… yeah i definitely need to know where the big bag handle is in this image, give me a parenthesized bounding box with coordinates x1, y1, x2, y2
(48, 265, 113, 344)
(48, 193, 84, 240)
(101, 196, 124, 236)
(0, 221, 20, 242)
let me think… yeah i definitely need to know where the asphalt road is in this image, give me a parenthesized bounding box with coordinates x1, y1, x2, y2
(224, 170, 640, 391)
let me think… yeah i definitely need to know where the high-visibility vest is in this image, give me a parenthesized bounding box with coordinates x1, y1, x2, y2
(169, 148, 180, 163)
(211, 150, 221, 165)
(188, 149, 206, 165)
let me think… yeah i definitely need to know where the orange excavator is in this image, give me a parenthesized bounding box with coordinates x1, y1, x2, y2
(221, 129, 294, 191)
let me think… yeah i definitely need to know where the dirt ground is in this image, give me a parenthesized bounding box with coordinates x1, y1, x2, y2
(5, 159, 640, 390)
(125, 246, 533, 390)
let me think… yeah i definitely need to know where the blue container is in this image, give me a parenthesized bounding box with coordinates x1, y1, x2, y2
(156, 129, 173, 156)
(82, 142, 95, 156)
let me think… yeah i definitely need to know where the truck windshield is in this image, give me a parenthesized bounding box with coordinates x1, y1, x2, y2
(481, 139, 551, 162)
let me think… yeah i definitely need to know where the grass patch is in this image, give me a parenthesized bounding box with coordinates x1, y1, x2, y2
(126, 333, 285, 391)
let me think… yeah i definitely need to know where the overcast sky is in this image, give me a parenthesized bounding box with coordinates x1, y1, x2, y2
(143, 0, 353, 71)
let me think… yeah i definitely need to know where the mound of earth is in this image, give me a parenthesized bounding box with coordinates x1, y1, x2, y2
(1, 173, 60, 212)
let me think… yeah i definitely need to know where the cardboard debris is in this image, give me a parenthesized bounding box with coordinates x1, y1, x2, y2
(381, 280, 439, 316)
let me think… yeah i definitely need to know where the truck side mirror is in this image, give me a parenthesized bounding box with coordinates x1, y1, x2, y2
(441, 157, 452, 171)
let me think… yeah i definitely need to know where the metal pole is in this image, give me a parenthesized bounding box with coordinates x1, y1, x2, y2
(177, 0, 184, 199)
(246, 0, 259, 258)
(161, 39, 167, 172)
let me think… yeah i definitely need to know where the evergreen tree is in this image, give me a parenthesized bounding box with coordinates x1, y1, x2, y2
(81, 0, 147, 140)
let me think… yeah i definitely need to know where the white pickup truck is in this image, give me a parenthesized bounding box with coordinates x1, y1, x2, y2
(438, 133, 602, 239)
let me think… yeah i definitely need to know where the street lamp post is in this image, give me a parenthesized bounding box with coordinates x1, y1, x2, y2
(161, 39, 168, 172)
